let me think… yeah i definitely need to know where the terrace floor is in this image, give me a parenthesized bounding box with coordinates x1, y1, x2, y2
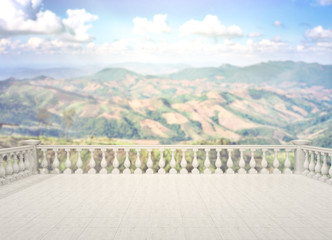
(0, 174, 332, 240)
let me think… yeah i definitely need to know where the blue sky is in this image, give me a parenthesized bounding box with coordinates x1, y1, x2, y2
(0, 0, 331, 67)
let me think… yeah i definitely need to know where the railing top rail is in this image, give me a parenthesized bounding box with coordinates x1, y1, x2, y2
(301, 145, 332, 154)
(0, 145, 34, 155)
(37, 144, 297, 150)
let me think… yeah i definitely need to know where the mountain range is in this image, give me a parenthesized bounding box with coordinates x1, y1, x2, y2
(0, 61, 331, 146)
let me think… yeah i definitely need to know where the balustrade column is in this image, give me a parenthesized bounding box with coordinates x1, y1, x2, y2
(260, 149, 269, 174)
(123, 149, 131, 174)
(191, 149, 199, 174)
(75, 149, 83, 174)
(292, 139, 311, 174)
(226, 149, 234, 174)
(52, 149, 60, 174)
(314, 151, 322, 179)
(303, 150, 309, 175)
(169, 149, 177, 174)
(21, 140, 41, 174)
(238, 149, 246, 174)
(157, 149, 165, 174)
(41, 149, 48, 174)
(24, 150, 31, 176)
(284, 149, 292, 174)
(63, 149, 72, 174)
(146, 149, 154, 174)
(112, 148, 120, 174)
(180, 149, 188, 174)
(327, 153, 332, 185)
(12, 153, 20, 179)
(100, 149, 107, 174)
(215, 148, 223, 174)
(18, 152, 25, 178)
(319, 153, 328, 182)
(273, 149, 281, 174)
(249, 149, 257, 174)
(204, 148, 211, 174)
(135, 149, 142, 174)
(0, 154, 5, 184)
(88, 149, 96, 174)
(5, 153, 13, 181)
(308, 151, 315, 177)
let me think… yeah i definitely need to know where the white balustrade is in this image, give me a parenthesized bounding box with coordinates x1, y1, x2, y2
(40, 149, 48, 174)
(123, 149, 131, 174)
(238, 149, 246, 174)
(303, 150, 309, 175)
(12, 153, 20, 179)
(191, 149, 199, 174)
(320, 153, 328, 182)
(283, 149, 292, 174)
(260, 149, 269, 174)
(64, 149, 72, 174)
(88, 149, 96, 174)
(215, 148, 223, 174)
(157, 149, 165, 174)
(180, 149, 188, 174)
(249, 149, 257, 174)
(24, 150, 31, 175)
(313, 151, 322, 180)
(169, 149, 177, 174)
(18, 152, 25, 178)
(146, 149, 154, 174)
(0, 154, 5, 184)
(112, 148, 120, 174)
(327, 153, 332, 185)
(5, 153, 13, 181)
(99, 148, 107, 174)
(204, 148, 211, 174)
(308, 151, 315, 177)
(226, 149, 234, 174)
(135, 149, 142, 174)
(52, 148, 60, 174)
(75, 148, 83, 174)
(273, 149, 281, 174)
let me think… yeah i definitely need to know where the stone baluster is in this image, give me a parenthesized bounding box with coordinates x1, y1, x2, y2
(238, 149, 246, 174)
(18, 152, 25, 178)
(12, 153, 20, 179)
(283, 149, 292, 174)
(100, 148, 107, 174)
(327, 153, 332, 185)
(75, 148, 83, 174)
(5, 153, 13, 182)
(313, 151, 322, 179)
(0, 154, 5, 184)
(226, 149, 234, 174)
(204, 148, 211, 174)
(215, 148, 223, 174)
(169, 149, 177, 174)
(180, 149, 188, 174)
(146, 149, 154, 174)
(260, 149, 269, 174)
(41, 149, 48, 174)
(64, 149, 72, 174)
(88, 149, 96, 174)
(112, 148, 120, 174)
(135, 149, 142, 174)
(249, 149, 257, 174)
(272, 149, 281, 174)
(191, 148, 199, 174)
(308, 150, 315, 177)
(303, 150, 309, 175)
(158, 149, 165, 174)
(123, 149, 131, 174)
(24, 150, 30, 176)
(319, 153, 328, 182)
(52, 148, 60, 174)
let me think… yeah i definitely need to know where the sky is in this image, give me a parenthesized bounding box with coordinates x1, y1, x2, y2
(0, 0, 331, 68)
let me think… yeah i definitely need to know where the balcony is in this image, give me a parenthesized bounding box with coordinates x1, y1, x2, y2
(1, 140, 332, 240)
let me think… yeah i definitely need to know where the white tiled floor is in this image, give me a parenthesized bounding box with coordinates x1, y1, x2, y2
(0, 174, 332, 240)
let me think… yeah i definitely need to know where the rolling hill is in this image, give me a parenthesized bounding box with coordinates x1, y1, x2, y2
(0, 61, 331, 146)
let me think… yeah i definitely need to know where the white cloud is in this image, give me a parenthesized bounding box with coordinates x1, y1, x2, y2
(305, 26, 332, 40)
(248, 32, 262, 37)
(0, 0, 98, 43)
(132, 14, 171, 35)
(179, 15, 243, 38)
(317, 0, 332, 5)
(274, 21, 282, 27)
